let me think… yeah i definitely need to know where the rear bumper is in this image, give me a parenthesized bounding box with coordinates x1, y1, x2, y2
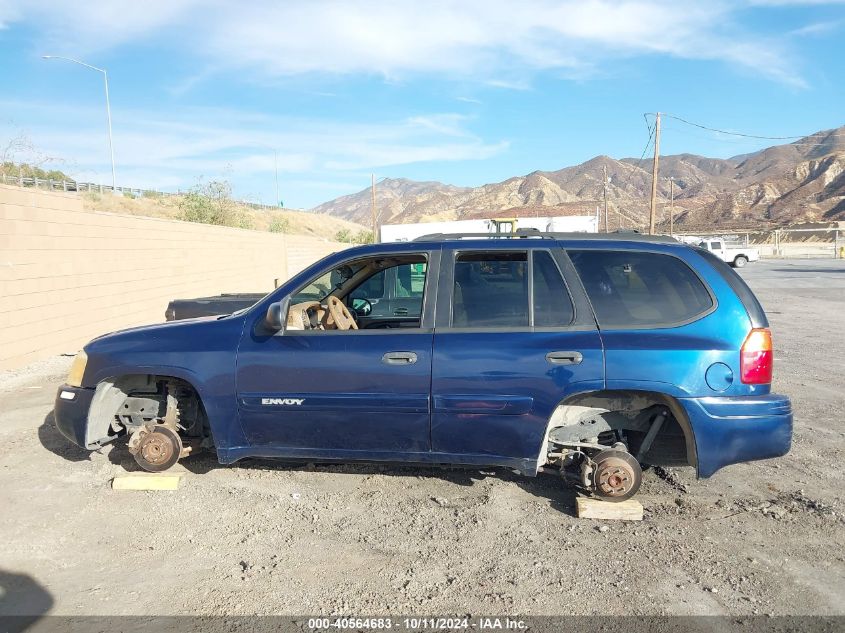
(679, 394, 792, 478)
(54, 384, 96, 449)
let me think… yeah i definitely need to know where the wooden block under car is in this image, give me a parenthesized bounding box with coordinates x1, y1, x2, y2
(576, 496, 643, 521)
(112, 470, 185, 491)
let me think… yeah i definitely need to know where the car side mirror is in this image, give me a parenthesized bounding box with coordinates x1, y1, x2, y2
(264, 300, 287, 332)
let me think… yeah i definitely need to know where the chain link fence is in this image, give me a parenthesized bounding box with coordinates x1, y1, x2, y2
(673, 225, 845, 259)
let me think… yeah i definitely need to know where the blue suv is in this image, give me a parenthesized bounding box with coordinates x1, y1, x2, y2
(53, 232, 792, 502)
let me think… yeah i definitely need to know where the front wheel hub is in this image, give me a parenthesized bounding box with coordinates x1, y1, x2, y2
(134, 426, 182, 472)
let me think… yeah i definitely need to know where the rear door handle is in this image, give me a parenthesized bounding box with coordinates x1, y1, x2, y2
(382, 351, 418, 365)
(546, 351, 583, 365)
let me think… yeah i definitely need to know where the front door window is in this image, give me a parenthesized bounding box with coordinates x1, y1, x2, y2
(287, 255, 428, 331)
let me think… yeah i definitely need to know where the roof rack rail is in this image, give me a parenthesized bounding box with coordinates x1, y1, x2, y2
(413, 228, 551, 242)
(413, 230, 678, 243)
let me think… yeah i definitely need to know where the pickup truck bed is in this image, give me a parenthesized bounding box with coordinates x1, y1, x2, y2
(165, 293, 265, 321)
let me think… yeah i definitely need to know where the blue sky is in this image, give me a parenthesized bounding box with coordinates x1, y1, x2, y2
(1, 1, 844, 209)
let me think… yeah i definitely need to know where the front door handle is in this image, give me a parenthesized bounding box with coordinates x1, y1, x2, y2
(382, 351, 418, 365)
(393, 307, 409, 316)
(546, 351, 583, 365)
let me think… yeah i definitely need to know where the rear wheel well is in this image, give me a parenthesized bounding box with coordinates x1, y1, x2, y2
(86, 374, 211, 449)
(542, 390, 697, 471)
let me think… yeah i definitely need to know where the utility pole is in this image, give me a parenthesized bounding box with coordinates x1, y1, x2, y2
(649, 112, 661, 235)
(669, 178, 674, 236)
(602, 163, 609, 233)
(371, 173, 377, 240)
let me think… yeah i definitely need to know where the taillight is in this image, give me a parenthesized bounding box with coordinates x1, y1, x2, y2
(740, 328, 773, 384)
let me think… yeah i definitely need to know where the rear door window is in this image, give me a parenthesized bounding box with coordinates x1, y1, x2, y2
(453, 252, 529, 327)
(451, 251, 576, 328)
(532, 251, 574, 326)
(569, 250, 713, 327)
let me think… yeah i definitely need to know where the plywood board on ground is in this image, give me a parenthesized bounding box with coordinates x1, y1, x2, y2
(576, 496, 643, 521)
(112, 470, 185, 491)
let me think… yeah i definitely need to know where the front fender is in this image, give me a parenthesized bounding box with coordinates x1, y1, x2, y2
(81, 315, 248, 454)
(87, 362, 246, 453)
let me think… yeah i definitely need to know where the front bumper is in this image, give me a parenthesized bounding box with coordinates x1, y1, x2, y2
(680, 394, 792, 478)
(54, 384, 96, 449)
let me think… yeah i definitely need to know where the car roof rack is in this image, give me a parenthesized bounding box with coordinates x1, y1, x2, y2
(413, 228, 678, 243)
(414, 228, 549, 241)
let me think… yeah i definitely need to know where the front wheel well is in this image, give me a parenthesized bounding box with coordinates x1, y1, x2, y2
(86, 374, 211, 449)
(540, 390, 697, 472)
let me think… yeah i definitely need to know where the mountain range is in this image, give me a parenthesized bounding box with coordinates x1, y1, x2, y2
(311, 126, 845, 231)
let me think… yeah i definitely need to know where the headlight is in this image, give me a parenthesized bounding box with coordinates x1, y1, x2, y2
(66, 351, 88, 388)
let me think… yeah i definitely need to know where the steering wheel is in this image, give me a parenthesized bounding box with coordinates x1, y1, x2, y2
(326, 295, 358, 330)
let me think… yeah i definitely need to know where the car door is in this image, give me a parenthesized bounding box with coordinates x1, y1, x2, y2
(235, 249, 439, 455)
(430, 245, 604, 470)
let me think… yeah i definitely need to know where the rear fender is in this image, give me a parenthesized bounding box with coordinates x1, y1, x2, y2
(535, 390, 699, 476)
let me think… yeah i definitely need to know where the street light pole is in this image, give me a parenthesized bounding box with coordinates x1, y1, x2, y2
(42, 55, 116, 192)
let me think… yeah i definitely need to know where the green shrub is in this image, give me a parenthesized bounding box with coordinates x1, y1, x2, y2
(269, 218, 290, 233)
(179, 179, 236, 226)
(0, 162, 72, 181)
(335, 229, 352, 243)
(354, 230, 374, 244)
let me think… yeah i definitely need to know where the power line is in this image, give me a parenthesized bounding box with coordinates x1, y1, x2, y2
(637, 114, 656, 163)
(657, 121, 845, 151)
(648, 113, 845, 142)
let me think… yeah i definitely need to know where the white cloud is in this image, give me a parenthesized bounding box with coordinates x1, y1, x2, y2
(0, 0, 20, 29)
(2, 0, 813, 86)
(0, 100, 506, 200)
(789, 20, 843, 36)
(18, 0, 199, 51)
(406, 114, 473, 138)
(748, 1, 845, 5)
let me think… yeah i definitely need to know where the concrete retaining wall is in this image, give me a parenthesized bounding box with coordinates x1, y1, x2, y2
(0, 185, 346, 370)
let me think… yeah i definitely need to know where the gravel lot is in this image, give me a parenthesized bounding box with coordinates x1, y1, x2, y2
(1, 258, 843, 618)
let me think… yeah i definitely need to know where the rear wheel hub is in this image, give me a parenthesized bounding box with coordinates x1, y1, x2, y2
(592, 449, 642, 501)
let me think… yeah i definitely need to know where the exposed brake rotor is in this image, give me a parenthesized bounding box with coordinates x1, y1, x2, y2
(133, 425, 182, 472)
(591, 449, 642, 502)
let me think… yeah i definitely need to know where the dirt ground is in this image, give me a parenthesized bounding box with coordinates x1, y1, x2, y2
(0, 258, 843, 618)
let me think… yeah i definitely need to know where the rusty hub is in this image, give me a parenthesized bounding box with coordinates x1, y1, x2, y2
(592, 449, 642, 502)
(134, 426, 182, 473)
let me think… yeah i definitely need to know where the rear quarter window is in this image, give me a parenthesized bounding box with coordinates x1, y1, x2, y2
(695, 247, 768, 328)
(569, 250, 714, 328)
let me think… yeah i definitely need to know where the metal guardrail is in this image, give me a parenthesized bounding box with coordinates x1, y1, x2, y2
(0, 173, 282, 211)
